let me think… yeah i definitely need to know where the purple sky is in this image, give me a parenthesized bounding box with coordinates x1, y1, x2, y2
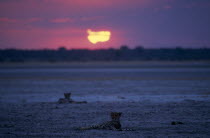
(0, 0, 210, 49)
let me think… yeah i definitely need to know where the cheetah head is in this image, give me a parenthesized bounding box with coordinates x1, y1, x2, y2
(110, 112, 122, 121)
(64, 93, 71, 99)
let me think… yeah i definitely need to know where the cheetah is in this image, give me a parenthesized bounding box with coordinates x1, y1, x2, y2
(58, 93, 87, 104)
(77, 112, 135, 131)
(78, 112, 122, 131)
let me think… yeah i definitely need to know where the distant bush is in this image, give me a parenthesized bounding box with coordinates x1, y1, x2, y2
(0, 46, 210, 62)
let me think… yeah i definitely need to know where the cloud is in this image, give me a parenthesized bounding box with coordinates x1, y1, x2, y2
(50, 18, 74, 23)
(0, 26, 84, 49)
(48, 16, 104, 24)
(1, 0, 209, 19)
(0, 0, 162, 18)
(43, 0, 152, 8)
(0, 17, 41, 24)
(0, 25, 123, 49)
(0, 17, 18, 23)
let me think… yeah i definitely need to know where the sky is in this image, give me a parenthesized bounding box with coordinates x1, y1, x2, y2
(0, 0, 210, 49)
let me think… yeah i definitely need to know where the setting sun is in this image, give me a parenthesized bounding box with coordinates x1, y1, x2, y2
(87, 29, 111, 44)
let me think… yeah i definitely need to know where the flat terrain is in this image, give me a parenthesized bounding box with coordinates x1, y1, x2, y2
(0, 62, 210, 137)
(0, 100, 210, 137)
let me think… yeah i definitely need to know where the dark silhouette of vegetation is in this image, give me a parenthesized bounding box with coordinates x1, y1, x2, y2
(0, 46, 210, 62)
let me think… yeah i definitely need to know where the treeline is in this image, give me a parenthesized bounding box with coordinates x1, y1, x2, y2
(0, 46, 210, 62)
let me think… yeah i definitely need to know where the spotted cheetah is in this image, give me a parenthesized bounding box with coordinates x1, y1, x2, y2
(58, 93, 87, 104)
(78, 112, 122, 131)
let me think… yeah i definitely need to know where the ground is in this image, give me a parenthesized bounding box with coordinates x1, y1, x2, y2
(0, 100, 210, 138)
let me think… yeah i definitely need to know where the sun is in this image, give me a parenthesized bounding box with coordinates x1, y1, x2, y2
(87, 29, 111, 44)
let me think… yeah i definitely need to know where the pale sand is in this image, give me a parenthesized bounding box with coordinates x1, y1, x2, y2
(0, 100, 210, 137)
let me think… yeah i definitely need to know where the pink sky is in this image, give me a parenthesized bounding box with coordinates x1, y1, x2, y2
(0, 0, 210, 49)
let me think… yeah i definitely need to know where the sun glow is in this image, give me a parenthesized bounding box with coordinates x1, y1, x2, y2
(87, 29, 111, 44)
